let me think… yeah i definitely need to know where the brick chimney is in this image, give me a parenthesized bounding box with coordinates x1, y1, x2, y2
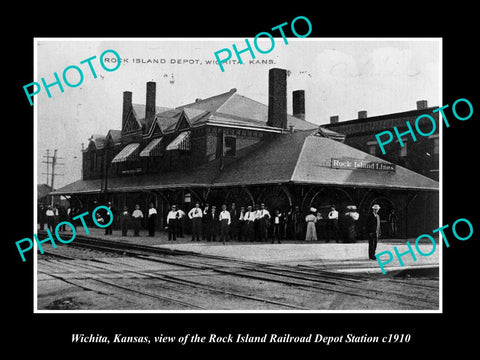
(292, 90, 305, 120)
(145, 81, 156, 124)
(330, 115, 339, 124)
(267, 68, 287, 129)
(358, 110, 368, 119)
(417, 100, 428, 110)
(122, 91, 132, 132)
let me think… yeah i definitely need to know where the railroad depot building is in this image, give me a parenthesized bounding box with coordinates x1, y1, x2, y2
(51, 68, 439, 239)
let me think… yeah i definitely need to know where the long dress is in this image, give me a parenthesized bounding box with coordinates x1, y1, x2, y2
(305, 214, 317, 241)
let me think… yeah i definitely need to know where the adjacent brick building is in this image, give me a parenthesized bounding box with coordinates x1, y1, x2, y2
(323, 101, 440, 181)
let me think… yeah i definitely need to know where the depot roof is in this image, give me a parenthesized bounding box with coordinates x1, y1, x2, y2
(52, 130, 438, 195)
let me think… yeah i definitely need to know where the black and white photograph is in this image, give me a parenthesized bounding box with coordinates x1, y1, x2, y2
(34, 38, 441, 312)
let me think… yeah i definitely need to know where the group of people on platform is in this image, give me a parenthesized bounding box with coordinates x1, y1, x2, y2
(38, 203, 80, 232)
(37, 201, 399, 257)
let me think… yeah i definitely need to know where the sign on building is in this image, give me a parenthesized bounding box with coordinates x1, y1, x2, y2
(331, 158, 396, 172)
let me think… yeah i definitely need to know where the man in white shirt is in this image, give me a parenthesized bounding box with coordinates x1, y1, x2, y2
(147, 202, 157, 237)
(188, 202, 203, 241)
(166, 204, 178, 240)
(243, 205, 255, 242)
(131, 204, 144, 236)
(257, 203, 271, 242)
(238, 206, 246, 241)
(272, 210, 282, 244)
(219, 204, 231, 245)
(45, 205, 55, 231)
(176, 208, 186, 238)
(253, 204, 261, 241)
(327, 205, 339, 243)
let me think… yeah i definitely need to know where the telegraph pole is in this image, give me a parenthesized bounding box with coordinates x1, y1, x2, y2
(42, 149, 65, 205)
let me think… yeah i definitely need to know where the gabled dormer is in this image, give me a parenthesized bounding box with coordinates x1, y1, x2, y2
(175, 110, 191, 132)
(143, 115, 164, 139)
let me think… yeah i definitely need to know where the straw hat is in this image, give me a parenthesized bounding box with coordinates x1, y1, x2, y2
(372, 204, 381, 210)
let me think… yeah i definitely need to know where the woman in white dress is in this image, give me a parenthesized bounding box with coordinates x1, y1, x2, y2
(305, 207, 318, 241)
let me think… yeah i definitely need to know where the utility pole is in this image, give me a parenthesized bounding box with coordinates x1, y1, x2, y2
(41, 149, 65, 205)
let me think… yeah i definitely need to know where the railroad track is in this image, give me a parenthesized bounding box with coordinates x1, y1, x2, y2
(36, 232, 439, 310)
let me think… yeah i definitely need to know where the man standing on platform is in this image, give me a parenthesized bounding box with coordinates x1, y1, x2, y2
(366, 204, 381, 260)
(253, 204, 261, 241)
(166, 204, 178, 240)
(257, 203, 270, 242)
(119, 206, 131, 237)
(229, 203, 238, 241)
(188, 202, 203, 241)
(219, 204, 231, 245)
(238, 206, 246, 241)
(290, 206, 303, 240)
(132, 204, 144, 236)
(272, 210, 282, 244)
(38, 204, 45, 230)
(244, 205, 255, 242)
(147, 202, 157, 237)
(177, 207, 186, 238)
(45, 205, 55, 232)
(202, 203, 210, 241)
(104, 202, 114, 235)
(205, 205, 219, 242)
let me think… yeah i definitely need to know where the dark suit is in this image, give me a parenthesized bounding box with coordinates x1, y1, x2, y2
(366, 211, 381, 259)
(204, 211, 219, 241)
(229, 208, 239, 241)
(291, 210, 304, 240)
(119, 211, 131, 236)
(104, 206, 114, 235)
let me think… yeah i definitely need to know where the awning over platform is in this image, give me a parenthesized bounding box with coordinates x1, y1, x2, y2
(111, 143, 140, 163)
(140, 137, 163, 157)
(166, 131, 190, 151)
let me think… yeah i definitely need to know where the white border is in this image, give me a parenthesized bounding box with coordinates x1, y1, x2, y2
(33, 37, 442, 314)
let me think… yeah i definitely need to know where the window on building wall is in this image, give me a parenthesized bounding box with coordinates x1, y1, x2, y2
(366, 140, 377, 156)
(224, 136, 236, 157)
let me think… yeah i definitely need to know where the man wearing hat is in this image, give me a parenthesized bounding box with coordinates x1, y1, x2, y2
(166, 204, 178, 240)
(219, 204, 231, 245)
(366, 204, 381, 260)
(243, 205, 256, 242)
(188, 202, 203, 241)
(104, 201, 114, 235)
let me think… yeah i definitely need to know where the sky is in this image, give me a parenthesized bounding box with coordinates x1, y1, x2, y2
(35, 38, 441, 189)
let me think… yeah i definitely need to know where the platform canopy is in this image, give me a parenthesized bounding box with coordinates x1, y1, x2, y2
(53, 130, 438, 196)
(213, 130, 439, 191)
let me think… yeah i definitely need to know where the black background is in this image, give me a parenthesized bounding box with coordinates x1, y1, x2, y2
(6, 4, 478, 355)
